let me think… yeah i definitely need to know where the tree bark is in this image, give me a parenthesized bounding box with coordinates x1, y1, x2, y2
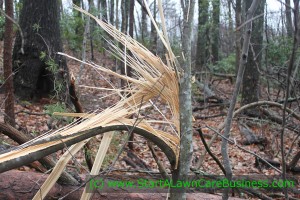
(211, 0, 220, 63)
(196, 0, 209, 71)
(72, 0, 83, 35)
(115, 0, 119, 29)
(100, 0, 108, 22)
(170, 0, 196, 199)
(0, 125, 176, 173)
(109, 0, 114, 25)
(235, 0, 242, 75)
(150, 0, 157, 53)
(3, 0, 15, 127)
(285, 0, 294, 37)
(141, 0, 148, 43)
(0, 122, 79, 185)
(241, 0, 265, 113)
(13, 0, 69, 101)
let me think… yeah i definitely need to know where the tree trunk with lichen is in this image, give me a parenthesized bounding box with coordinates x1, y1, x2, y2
(196, 0, 209, 71)
(170, 0, 196, 199)
(13, 0, 69, 102)
(241, 0, 265, 114)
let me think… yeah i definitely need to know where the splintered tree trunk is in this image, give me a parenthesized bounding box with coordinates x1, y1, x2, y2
(170, 0, 196, 199)
(3, 0, 15, 127)
(13, 0, 69, 101)
(241, 0, 265, 112)
(196, 0, 209, 71)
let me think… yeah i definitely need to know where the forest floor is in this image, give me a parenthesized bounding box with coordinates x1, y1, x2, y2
(0, 46, 299, 199)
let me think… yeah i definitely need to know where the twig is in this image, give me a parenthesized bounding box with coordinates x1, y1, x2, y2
(195, 100, 300, 170)
(207, 125, 281, 173)
(148, 141, 170, 180)
(196, 128, 226, 175)
(0, 8, 24, 54)
(15, 110, 47, 116)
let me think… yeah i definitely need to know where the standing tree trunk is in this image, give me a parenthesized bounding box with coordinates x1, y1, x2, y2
(127, 0, 135, 150)
(13, 0, 69, 101)
(72, 0, 83, 36)
(109, 0, 114, 25)
(211, 0, 220, 63)
(221, 0, 259, 198)
(121, 0, 129, 34)
(235, 0, 242, 75)
(129, 0, 134, 39)
(3, 0, 15, 127)
(100, 0, 108, 22)
(241, 0, 265, 112)
(170, 0, 196, 199)
(285, 0, 293, 38)
(115, 0, 119, 30)
(141, 0, 148, 43)
(196, 0, 209, 72)
(227, 0, 234, 54)
(150, 0, 157, 53)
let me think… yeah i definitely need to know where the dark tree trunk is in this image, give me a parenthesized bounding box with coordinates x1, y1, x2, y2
(121, 0, 129, 34)
(100, 0, 108, 22)
(3, 0, 15, 127)
(13, 0, 69, 101)
(115, 0, 119, 29)
(72, 0, 82, 35)
(141, 0, 147, 43)
(109, 0, 114, 25)
(211, 0, 220, 63)
(150, 0, 157, 53)
(235, 0, 242, 75)
(241, 0, 265, 109)
(285, 0, 293, 37)
(88, 0, 95, 60)
(127, 0, 135, 150)
(129, 0, 134, 39)
(196, 0, 209, 71)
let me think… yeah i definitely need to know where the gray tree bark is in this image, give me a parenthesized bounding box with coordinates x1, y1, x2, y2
(235, 0, 242, 75)
(241, 0, 266, 114)
(141, 0, 148, 43)
(211, 0, 220, 63)
(170, 0, 196, 199)
(150, 0, 157, 53)
(196, 0, 209, 71)
(285, 0, 294, 37)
